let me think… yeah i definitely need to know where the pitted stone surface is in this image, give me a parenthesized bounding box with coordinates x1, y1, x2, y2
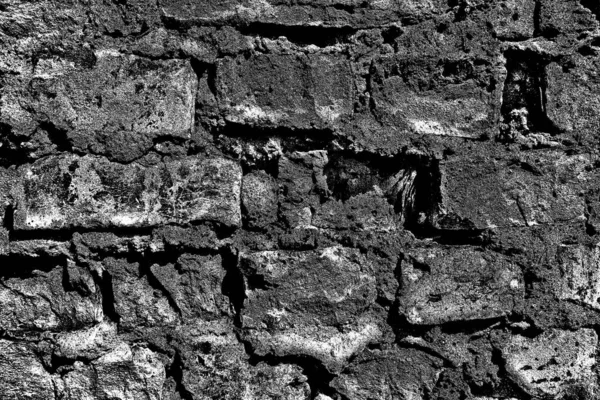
(239, 247, 380, 371)
(216, 54, 353, 129)
(15, 155, 242, 230)
(397, 245, 524, 325)
(29, 51, 197, 161)
(503, 329, 598, 398)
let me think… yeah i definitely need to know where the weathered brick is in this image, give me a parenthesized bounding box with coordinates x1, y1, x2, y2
(216, 53, 353, 129)
(331, 348, 443, 400)
(0, 263, 103, 332)
(503, 328, 598, 398)
(15, 154, 242, 230)
(0, 340, 56, 400)
(397, 245, 524, 325)
(557, 243, 600, 310)
(159, 0, 442, 28)
(539, 0, 598, 37)
(56, 343, 167, 400)
(241, 170, 279, 229)
(170, 320, 311, 399)
(239, 247, 380, 371)
(545, 56, 600, 141)
(150, 254, 231, 321)
(369, 19, 503, 139)
(488, 0, 535, 40)
(34, 50, 196, 137)
(29, 50, 197, 161)
(104, 257, 179, 330)
(433, 150, 590, 230)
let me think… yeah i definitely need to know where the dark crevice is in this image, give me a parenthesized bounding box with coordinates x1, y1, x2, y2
(408, 226, 492, 246)
(166, 351, 194, 400)
(214, 121, 338, 151)
(381, 25, 402, 50)
(220, 246, 244, 325)
(0, 254, 66, 280)
(330, 2, 360, 14)
(3, 204, 14, 233)
(580, 0, 600, 22)
(238, 23, 357, 47)
(39, 121, 73, 153)
(388, 311, 433, 342)
(45, 353, 92, 376)
(439, 316, 504, 335)
(98, 270, 120, 323)
(0, 123, 30, 167)
(190, 59, 217, 97)
(323, 150, 432, 226)
(10, 225, 155, 243)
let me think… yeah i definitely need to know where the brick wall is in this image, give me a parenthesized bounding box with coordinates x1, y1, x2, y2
(0, 1, 599, 399)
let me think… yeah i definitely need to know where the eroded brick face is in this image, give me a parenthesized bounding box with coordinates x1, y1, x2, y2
(1, 0, 599, 399)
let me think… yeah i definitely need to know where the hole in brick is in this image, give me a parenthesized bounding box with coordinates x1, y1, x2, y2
(501, 49, 561, 136)
(580, 0, 600, 22)
(382, 25, 402, 48)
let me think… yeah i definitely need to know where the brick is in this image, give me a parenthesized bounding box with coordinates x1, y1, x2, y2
(433, 150, 590, 230)
(241, 170, 278, 229)
(545, 57, 600, 140)
(539, 0, 598, 37)
(503, 328, 598, 398)
(397, 246, 524, 325)
(0, 264, 103, 332)
(57, 343, 167, 400)
(15, 154, 242, 230)
(557, 243, 600, 310)
(150, 254, 231, 321)
(239, 247, 380, 371)
(331, 348, 442, 400)
(0, 340, 56, 400)
(33, 50, 196, 138)
(370, 38, 502, 139)
(170, 320, 311, 399)
(29, 50, 197, 161)
(159, 0, 439, 28)
(216, 53, 353, 129)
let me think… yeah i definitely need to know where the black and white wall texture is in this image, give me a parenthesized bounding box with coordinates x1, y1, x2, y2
(1, 0, 600, 399)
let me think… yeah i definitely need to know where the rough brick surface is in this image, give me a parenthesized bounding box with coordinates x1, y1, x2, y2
(1, 0, 600, 398)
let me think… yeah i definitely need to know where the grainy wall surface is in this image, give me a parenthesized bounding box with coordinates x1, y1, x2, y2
(1, 0, 600, 399)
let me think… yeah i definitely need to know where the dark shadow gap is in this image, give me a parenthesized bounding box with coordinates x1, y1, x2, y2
(238, 23, 357, 48)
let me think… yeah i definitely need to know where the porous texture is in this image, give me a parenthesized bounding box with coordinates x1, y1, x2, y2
(1, 1, 600, 399)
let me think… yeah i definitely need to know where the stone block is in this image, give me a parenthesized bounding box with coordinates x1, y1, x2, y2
(150, 254, 231, 321)
(216, 53, 353, 129)
(0, 340, 56, 400)
(397, 245, 524, 325)
(15, 154, 242, 230)
(239, 246, 380, 371)
(0, 264, 103, 332)
(503, 328, 598, 398)
(433, 150, 590, 230)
